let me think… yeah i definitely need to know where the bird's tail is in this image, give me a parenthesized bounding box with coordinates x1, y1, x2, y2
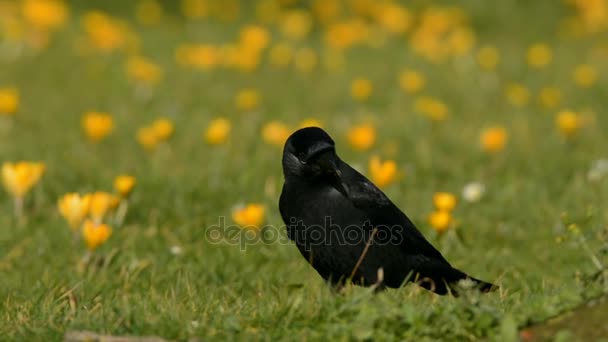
(415, 266, 497, 296)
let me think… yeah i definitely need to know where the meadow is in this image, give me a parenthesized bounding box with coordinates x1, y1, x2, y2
(1, 0, 608, 340)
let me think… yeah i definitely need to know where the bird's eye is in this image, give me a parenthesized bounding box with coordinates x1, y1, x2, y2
(298, 152, 307, 163)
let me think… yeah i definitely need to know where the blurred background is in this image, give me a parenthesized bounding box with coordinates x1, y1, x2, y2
(1, 0, 608, 340)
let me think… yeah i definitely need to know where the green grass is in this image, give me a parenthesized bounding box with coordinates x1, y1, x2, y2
(1, 0, 608, 340)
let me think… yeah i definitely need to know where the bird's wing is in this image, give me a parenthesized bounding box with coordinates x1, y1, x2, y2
(342, 164, 449, 262)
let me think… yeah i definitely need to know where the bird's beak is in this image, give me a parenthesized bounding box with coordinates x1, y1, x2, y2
(315, 150, 350, 198)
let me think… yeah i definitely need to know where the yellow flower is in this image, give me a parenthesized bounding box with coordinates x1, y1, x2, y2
(125, 56, 163, 86)
(0, 87, 19, 115)
(556, 110, 582, 137)
(526, 43, 552, 68)
(176, 44, 219, 70)
(347, 124, 376, 151)
(82, 220, 112, 251)
(82, 11, 130, 53)
(504, 83, 530, 107)
(232, 204, 265, 228)
(151, 118, 174, 141)
(82, 112, 113, 142)
(114, 175, 136, 197)
(240, 25, 270, 51)
(414, 96, 448, 122)
(205, 118, 231, 145)
(269, 43, 293, 67)
(298, 118, 323, 129)
(375, 3, 412, 35)
(480, 126, 508, 153)
(293, 47, 318, 73)
(428, 210, 452, 234)
(58, 193, 91, 230)
(476, 46, 499, 70)
(135, 0, 163, 26)
(447, 27, 475, 56)
(369, 156, 398, 188)
(433, 192, 457, 211)
(280, 10, 313, 40)
(262, 121, 291, 147)
(573, 64, 598, 88)
(89, 192, 119, 223)
(351, 78, 373, 102)
(399, 70, 425, 94)
(538, 86, 562, 109)
(235, 89, 260, 111)
(2, 162, 45, 198)
(22, 0, 68, 31)
(137, 126, 159, 150)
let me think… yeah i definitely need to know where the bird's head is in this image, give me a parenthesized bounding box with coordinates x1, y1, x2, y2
(282, 127, 349, 197)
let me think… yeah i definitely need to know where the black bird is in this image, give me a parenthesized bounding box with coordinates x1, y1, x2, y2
(279, 127, 496, 295)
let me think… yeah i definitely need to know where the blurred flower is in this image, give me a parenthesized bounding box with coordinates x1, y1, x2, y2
(476, 46, 500, 70)
(170, 245, 183, 255)
(89, 192, 119, 223)
(151, 118, 174, 141)
(280, 10, 312, 40)
(409, 7, 474, 62)
(22, 0, 68, 31)
(205, 118, 231, 145)
(82, 112, 113, 142)
(240, 25, 270, 51)
(2, 161, 45, 198)
(298, 118, 323, 129)
(351, 78, 373, 102)
(114, 175, 136, 197)
(556, 110, 582, 138)
(504, 83, 530, 107)
(375, 3, 413, 35)
(527, 43, 552, 68)
(137, 126, 159, 150)
(235, 89, 260, 111)
(347, 124, 376, 151)
(369, 156, 398, 188)
(293, 47, 318, 72)
(428, 210, 452, 234)
(125, 56, 163, 86)
(538, 86, 562, 109)
(480, 126, 508, 153)
(0, 87, 19, 116)
(414, 96, 448, 122)
(175, 44, 219, 70)
(399, 70, 425, 94)
(58, 193, 91, 230)
(232, 203, 265, 228)
(433, 192, 457, 211)
(325, 19, 369, 50)
(262, 121, 291, 147)
(587, 159, 608, 182)
(135, 0, 163, 26)
(573, 64, 598, 88)
(462, 182, 485, 203)
(82, 11, 132, 53)
(269, 43, 293, 67)
(82, 220, 112, 251)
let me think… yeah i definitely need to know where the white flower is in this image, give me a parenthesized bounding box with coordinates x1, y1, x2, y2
(462, 182, 485, 203)
(587, 159, 608, 182)
(170, 245, 183, 255)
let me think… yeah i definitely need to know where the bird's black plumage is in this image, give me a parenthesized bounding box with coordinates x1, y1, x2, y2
(279, 127, 496, 295)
